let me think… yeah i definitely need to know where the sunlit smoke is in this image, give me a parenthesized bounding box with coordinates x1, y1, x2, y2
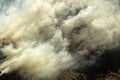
(0, 0, 120, 80)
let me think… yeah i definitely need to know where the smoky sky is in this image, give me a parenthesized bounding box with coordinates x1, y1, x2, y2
(0, 0, 120, 80)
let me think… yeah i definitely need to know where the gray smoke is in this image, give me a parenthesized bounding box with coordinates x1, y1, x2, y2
(0, 0, 120, 80)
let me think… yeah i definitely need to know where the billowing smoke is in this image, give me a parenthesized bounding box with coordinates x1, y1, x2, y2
(0, 0, 120, 80)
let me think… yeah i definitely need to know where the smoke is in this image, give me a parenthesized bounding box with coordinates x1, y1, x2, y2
(0, 0, 120, 80)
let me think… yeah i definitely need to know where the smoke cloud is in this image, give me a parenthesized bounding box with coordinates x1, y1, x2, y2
(0, 0, 120, 80)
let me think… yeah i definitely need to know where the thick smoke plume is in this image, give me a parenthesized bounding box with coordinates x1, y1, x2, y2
(0, 0, 120, 80)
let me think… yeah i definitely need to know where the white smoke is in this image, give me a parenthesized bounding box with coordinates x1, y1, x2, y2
(0, 0, 120, 80)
